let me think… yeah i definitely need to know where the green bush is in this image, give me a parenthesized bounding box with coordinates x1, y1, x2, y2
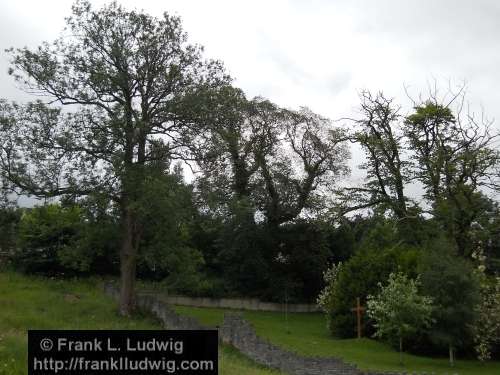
(418, 249, 480, 360)
(318, 244, 420, 338)
(135, 169, 213, 296)
(11, 202, 118, 275)
(13, 204, 84, 274)
(0, 207, 21, 253)
(275, 220, 335, 303)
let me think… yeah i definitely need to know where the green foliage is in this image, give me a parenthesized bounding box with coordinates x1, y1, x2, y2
(317, 261, 343, 328)
(326, 220, 356, 263)
(2, 0, 230, 313)
(215, 214, 273, 298)
(11, 200, 120, 275)
(135, 167, 211, 295)
(473, 276, 500, 361)
(274, 220, 334, 302)
(69, 196, 120, 274)
(404, 101, 500, 256)
(13, 204, 84, 274)
(0, 207, 21, 253)
(419, 249, 480, 355)
(406, 102, 455, 128)
(317, 241, 420, 338)
(471, 247, 500, 361)
(367, 272, 434, 362)
(202, 216, 340, 302)
(433, 191, 496, 258)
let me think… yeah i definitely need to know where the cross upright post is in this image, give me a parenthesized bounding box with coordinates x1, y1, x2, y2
(350, 297, 366, 339)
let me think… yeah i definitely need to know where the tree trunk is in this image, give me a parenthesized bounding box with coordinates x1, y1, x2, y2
(449, 345, 454, 367)
(118, 125, 144, 317)
(119, 207, 137, 316)
(399, 337, 403, 365)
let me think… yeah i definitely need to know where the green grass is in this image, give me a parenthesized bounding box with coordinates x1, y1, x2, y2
(0, 271, 278, 375)
(173, 305, 500, 375)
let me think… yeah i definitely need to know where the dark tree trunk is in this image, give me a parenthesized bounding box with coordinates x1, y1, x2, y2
(119, 206, 138, 316)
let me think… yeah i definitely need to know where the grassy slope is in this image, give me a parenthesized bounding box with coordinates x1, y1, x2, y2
(0, 272, 278, 375)
(173, 305, 500, 375)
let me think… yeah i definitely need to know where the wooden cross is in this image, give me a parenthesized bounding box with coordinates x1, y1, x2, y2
(350, 297, 366, 339)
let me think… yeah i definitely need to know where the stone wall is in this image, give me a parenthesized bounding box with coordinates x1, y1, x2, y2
(104, 283, 209, 331)
(103, 284, 443, 375)
(220, 313, 362, 375)
(143, 291, 320, 313)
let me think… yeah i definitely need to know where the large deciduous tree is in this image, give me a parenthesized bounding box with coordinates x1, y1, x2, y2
(404, 99, 500, 256)
(187, 89, 350, 298)
(254, 106, 350, 229)
(190, 86, 350, 228)
(346, 89, 500, 254)
(342, 91, 411, 220)
(182, 85, 269, 220)
(1, 0, 227, 315)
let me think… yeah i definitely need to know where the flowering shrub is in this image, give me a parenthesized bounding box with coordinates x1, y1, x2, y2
(316, 262, 343, 330)
(472, 247, 500, 361)
(367, 272, 434, 364)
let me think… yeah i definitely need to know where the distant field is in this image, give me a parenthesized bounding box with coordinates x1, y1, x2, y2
(0, 272, 278, 375)
(173, 304, 500, 375)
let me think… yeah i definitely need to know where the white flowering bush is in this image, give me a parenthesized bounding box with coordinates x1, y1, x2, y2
(367, 272, 434, 364)
(471, 247, 500, 361)
(316, 262, 343, 330)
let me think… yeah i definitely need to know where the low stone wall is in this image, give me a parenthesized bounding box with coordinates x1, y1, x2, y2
(220, 313, 362, 375)
(145, 292, 320, 313)
(104, 283, 209, 331)
(103, 284, 442, 375)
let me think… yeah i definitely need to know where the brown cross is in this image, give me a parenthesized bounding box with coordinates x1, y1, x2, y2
(350, 297, 366, 339)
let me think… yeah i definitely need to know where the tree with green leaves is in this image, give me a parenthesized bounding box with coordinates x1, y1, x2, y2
(1, 0, 228, 315)
(185, 85, 272, 221)
(254, 106, 350, 229)
(367, 272, 434, 365)
(184, 88, 282, 297)
(14, 204, 84, 274)
(419, 249, 480, 366)
(345, 88, 500, 256)
(135, 163, 209, 295)
(189, 85, 350, 231)
(404, 99, 500, 256)
(189, 88, 350, 296)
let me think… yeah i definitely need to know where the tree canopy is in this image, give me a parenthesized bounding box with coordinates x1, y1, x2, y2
(1, 0, 228, 314)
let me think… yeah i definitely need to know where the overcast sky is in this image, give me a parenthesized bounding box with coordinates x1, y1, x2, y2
(2, 0, 500, 204)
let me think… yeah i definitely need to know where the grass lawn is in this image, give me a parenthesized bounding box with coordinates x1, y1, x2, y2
(0, 271, 278, 375)
(173, 304, 500, 375)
